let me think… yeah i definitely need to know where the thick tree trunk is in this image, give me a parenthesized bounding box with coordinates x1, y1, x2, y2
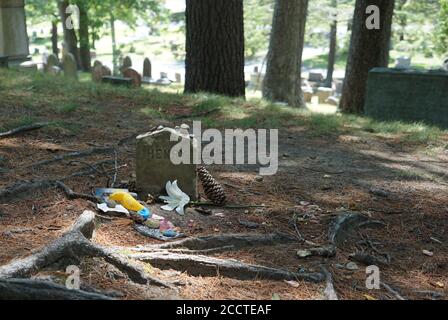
(51, 20, 59, 58)
(185, 0, 245, 97)
(77, 0, 91, 71)
(325, 0, 338, 88)
(58, 0, 81, 69)
(110, 13, 118, 75)
(262, 0, 309, 107)
(339, 0, 395, 113)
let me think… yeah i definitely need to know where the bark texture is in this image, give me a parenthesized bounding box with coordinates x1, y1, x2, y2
(325, 0, 338, 88)
(263, 0, 309, 107)
(185, 0, 245, 97)
(77, 0, 91, 71)
(58, 0, 81, 69)
(339, 0, 395, 113)
(51, 20, 59, 58)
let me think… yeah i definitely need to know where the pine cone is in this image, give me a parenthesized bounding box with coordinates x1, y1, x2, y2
(197, 166, 226, 205)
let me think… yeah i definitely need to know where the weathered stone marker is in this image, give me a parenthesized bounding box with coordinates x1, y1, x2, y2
(143, 57, 152, 78)
(63, 53, 78, 80)
(136, 127, 198, 200)
(92, 62, 112, 83)
(122, 67, 142, 88)
(121, 56, 132, 73)
(0, 0, 30, 64)
(45, 53, 59, 73)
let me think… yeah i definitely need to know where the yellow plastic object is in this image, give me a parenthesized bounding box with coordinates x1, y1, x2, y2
(109, 192, 145, 212)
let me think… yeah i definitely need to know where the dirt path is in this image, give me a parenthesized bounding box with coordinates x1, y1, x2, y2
(1, 102, 447, 299)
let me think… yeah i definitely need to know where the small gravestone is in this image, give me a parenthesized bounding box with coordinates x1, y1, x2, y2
(175, 73, 182, 83)
(63, 53, 78, 80)
(92, 63, 111, 82)
(136, 127, 198, 200)
(45, 53, 59, 73)
(122, 67, 142, 88)
(317, 87, 333, 104)
(121, 56, 132, 73)
(395, 56, 411, 70)
(93, 60, 102, 68)
(309, 72, 324, 82)
(143, 58, 152, 78)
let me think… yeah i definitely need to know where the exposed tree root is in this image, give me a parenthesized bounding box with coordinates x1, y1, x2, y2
(150, 232, 297, 251)
(320, 267, 338, 300)
(0, 211, 173, 298)
(128, 251, 324, 283)
(328, 212, 385, 246)
(381, 282, 406, 300)
(0, 122, 49, 139)
(0, 278, 113, 300)
(0, 162, 114, 202)
(29, 147, 115, 168)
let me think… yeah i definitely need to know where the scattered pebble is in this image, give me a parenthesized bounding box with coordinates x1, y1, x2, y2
(238, 219, 259, 229)
(284, 280, 300, 288)
(214, 212, 225, 218)
(255, 175, 264, 182)
(423, 250, 434, 257)
(346, 262, 359, 271)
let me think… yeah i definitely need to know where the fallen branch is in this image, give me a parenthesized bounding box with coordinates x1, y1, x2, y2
(129, 251, 324, 283)
(0, 278, 113, 300)
(0, 122, 49, 139)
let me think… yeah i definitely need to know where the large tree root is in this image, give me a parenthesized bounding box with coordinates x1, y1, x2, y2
(148, 232, 297, 251)
(328, 212, 385, 246)
(0, 122, 49, 139)
(128, 251, 324, 283)
(0, 211, 173, 300)
(0, 278, 113, 300)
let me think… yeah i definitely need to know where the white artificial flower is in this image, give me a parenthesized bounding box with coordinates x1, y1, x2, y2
(159, 180, 190, 215)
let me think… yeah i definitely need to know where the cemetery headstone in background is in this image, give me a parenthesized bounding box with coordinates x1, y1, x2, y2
(136, 127, 198, 200)
(92, 63, 111, 83)
(45, 53, 59, 73)
(365, 68, 448, 128)
(121, 56, 132, 73)
(63, 53, 78, 80)
(122, 67, 142, 88)
(143, 57, 152, 78)
(317, 87, 333, 104)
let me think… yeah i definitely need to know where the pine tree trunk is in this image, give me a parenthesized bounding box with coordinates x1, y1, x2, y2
(110, 13, 118, 75)
(325, 0, 338, 88)
(185, 0, 245, 97)
(51, 20, 58, 58)
(58, 0, 81, 68)
(262, 0, 309, 107)
(339, 0, 395, 114)
(77, 0, 91, 72)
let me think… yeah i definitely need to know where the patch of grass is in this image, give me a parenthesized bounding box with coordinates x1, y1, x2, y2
(6, 116, 36, 130)
(55, 103, 79, 114)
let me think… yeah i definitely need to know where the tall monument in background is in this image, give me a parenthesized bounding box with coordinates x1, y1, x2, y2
(0, 0, 30, 63)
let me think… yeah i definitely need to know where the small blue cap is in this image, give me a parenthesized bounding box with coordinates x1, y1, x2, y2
(138, 207, 151, 221)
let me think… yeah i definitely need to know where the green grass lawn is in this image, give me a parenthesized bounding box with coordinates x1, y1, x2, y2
(1, 67, 447, 149)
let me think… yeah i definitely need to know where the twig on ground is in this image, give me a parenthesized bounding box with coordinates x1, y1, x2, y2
(54, 181, 98, 202)
(0, 122, 49, 139)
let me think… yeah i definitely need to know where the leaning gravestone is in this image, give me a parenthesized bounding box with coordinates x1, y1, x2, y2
(93, 60, 102, 68)
(122, 67, 142, 88)
(136, 127, 198, 200)
(143, 57, 152, 78)
(45, 53, 59, 73)
(63, 53, 78, 80)
(92, 63, 111, 82)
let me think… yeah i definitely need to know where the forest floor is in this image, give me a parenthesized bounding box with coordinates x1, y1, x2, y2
(0, 69, 447, 300)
